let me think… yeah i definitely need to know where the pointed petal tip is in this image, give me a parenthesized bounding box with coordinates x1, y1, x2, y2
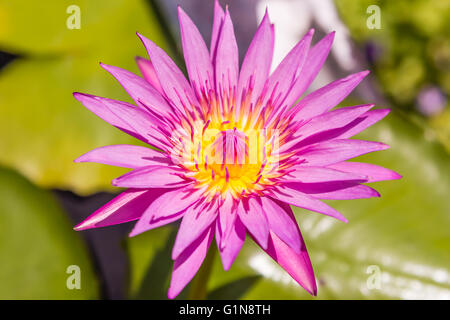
(73, 156, 82, 163)
(167, 287, 178, 300)
(262, 7, 270, 22)
(379, 142, 391, 150)
(360, 70, 370, 77)
(72, 92, 86, 101)
(128, 229, 139, 237)
(177, 5, 186, 18)
(73, 221, 90, 231)
(390, 171, 402, 180)
(111, 178, 120, 187)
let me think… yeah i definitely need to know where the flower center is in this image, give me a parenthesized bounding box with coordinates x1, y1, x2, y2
(171, 119, 281, 200)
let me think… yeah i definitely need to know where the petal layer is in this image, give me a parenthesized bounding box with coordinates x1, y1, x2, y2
(74, 189, 166, 231)
(75, 144, 168, 168)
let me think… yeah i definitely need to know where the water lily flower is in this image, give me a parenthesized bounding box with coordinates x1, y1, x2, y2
(73, 1, 401, 299)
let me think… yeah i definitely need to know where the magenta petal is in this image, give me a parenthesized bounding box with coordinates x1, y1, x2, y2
(272, 186, 348, 222)
(137, 33, 198, 112)
(172, 201, 218, 260)
(299, 139, 390, 166)
(214, 10, 239, 103)
(75, 144, 168, 168)
(73, 93, 168, 150)
(282, 32, 335, 110)
(338, 109, 391, 139)
(112, 166, 186, 189)
(100, 63, 173, 117)
(282, 166, 367, 183)
(279, 104, 374, 153)
(237, 10, 274, 112)
(217, 193, 237, 249)
(311, 184, 380, 200)
(216, 217, 246, 270)
(261, 197, 302, 254)
(168, 226, 214, 299)
(136, 57, 165, 95)
(237, 197, 269, 249)
(291, 71, 370, 122)
(290, 104, 374, 143)
(74, 189, 166, 231)
(178, 7, 215, 96)
(129, 186, 202, 237)
(265, 29, 313, 111)
(263, 231, 317, 296)
(328, 162, 402, 182)
(210, 0, 225, 59)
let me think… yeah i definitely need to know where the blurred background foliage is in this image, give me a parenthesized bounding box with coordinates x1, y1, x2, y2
(335, 0, 450, 151)
(0, 0, 448, 299)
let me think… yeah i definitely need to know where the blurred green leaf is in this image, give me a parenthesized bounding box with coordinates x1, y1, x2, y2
(0, 166, 98, 299)
(335, 0, 450, 152)
(128, 112, 450, 299)
(127, 225, 173, 299)
(0, 0, 167, 194)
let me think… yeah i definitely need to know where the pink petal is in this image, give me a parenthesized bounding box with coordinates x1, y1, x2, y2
(237, 10, 274, 113)
(311, 184, 380, 200)
(129, 186, 202, 237)
(74, 189, 166, 231)
(237, 197, 269, 249)
(135, 57, 165, 95)
(299, 139, 390, 166)
(337, 109, 391, 139)
(216, 192, 237, 250)
(328, 162, 402, 182)
(261, 197, 302, 254)
(137, 33, 198, 113)
(214, 9, 239, 104)
(100, 63, 173, 117)
(282, 166, 367, 183)
(271, 186, 348, 222)
(172, 200, 218, 260)
(262, 231, 317, 296)
(112, 166, 187, 189)
(73, 93, 168, 150)
(264, 29, 313, 112)
(290, 71, 370, 122)
(282, 109, 391, 149)
(178, 7, 215, 97)
(216, 217, 246, 270)
(168, 226, 214, 299)
(278, 104, 374, 153)
(210, 0, 225, 59)
(282, 31, 335, 109)
(75, 144, 168, 168)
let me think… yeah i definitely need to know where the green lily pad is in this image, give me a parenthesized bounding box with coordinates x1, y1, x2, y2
(128, 111, 450, 299)
(0, 166, 98, 299)
(0, 0, 167, 194)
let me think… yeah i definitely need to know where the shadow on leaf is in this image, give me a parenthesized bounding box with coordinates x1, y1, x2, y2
(207, 275, 262, 300)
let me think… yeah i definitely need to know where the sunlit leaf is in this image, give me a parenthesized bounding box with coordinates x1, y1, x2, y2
(0, 167, 98, 299)
(0, 0, 167, 194)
